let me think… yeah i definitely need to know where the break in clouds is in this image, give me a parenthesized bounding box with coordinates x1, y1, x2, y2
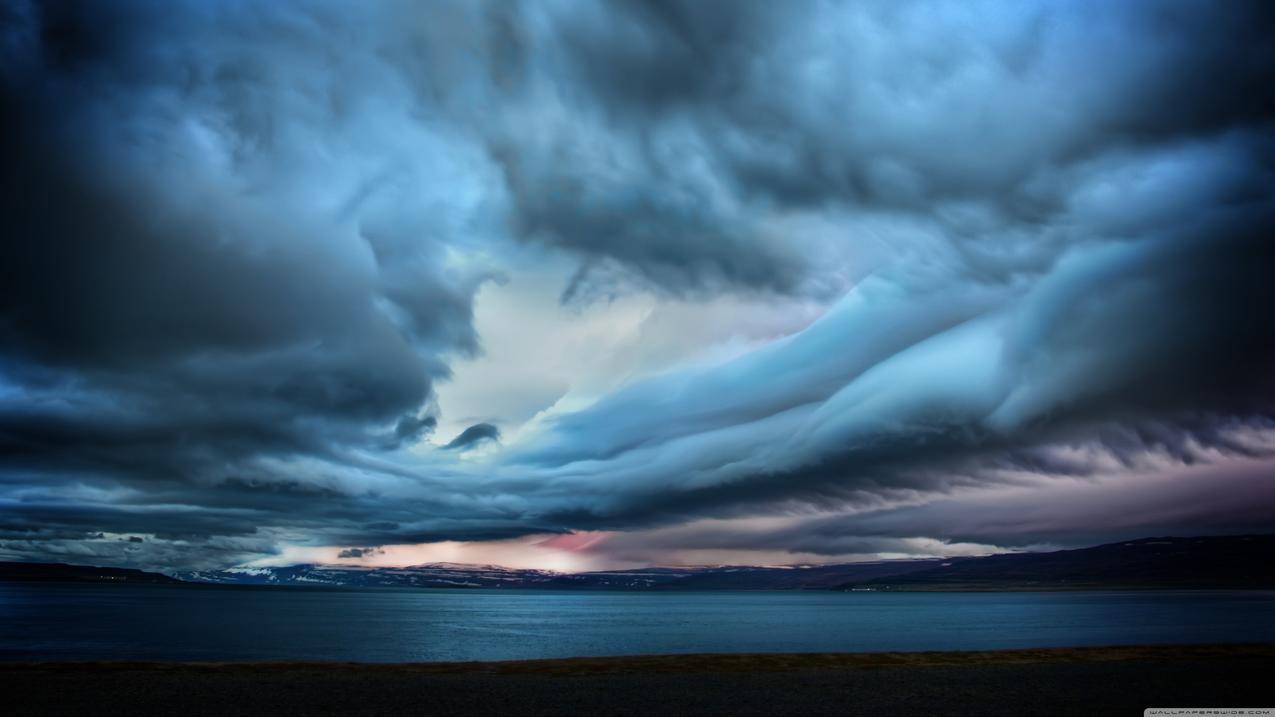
(1, 0, 1273, 570)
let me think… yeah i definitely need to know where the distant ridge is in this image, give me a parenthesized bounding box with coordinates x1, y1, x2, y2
(169, 559, 956, 590)
(0, 562, 182, 584)
(838, 535, 1275, 591)
(3, 535, 1272, 591)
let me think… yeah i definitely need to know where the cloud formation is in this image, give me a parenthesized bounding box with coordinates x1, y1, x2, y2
(1, 0, 1273, 569)
(443, 423, 501, 451)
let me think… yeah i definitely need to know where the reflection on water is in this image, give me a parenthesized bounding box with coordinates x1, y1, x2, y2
(2, 583, 1272, 662)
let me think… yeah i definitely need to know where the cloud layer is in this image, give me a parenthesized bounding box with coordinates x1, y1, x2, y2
(1, 0, 1273, 569)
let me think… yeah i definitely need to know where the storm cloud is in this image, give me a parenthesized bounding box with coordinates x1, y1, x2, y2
(443, 423, 501, 451)
(1, 0, 1273, 570)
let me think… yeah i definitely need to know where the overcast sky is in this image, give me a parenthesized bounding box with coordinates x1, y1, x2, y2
(2, 0, 1273, 571)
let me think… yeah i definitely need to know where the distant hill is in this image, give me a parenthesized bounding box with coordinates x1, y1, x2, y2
(0, 562, 182, 584)
(546, 560, 953, 590)
(171, 559, 953, 590)
(5, 535, 1272, 591)
(177, 563, 563, 589)
(837, 536, 1275, 591)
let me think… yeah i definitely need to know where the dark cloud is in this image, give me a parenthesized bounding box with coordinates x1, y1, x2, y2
(0, 0, 1273, 569)
(804, 462, 1275, 551)
(388, 414, 438, 449)
(564, 458, 1275, 565)
(443, 423, 501, 451)
(337, 547, 382, 559)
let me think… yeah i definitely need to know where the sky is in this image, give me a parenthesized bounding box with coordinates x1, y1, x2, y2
(1, 0, 1273, 572)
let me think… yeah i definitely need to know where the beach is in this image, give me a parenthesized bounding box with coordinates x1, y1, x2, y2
(6, 644, 1272, 716)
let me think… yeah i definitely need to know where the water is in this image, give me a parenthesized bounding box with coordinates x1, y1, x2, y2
(2, 583, 1272, 662)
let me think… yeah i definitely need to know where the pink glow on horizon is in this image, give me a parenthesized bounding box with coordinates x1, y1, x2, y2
(258, 534, 627, 572)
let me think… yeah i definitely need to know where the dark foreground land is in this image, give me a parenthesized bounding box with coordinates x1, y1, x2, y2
(5, 644, 1273, 716)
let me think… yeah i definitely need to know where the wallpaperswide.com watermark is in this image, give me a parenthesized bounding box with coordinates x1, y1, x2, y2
(1152, 704, 1269, 709)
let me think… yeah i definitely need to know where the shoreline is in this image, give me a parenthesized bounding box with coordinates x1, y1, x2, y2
(8, 644, 1273, 716)
(5, 643, 1275, 673)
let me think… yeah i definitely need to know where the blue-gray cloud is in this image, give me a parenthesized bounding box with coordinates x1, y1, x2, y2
(443, 423, 501, 451)
(1, 0, 1273, 569)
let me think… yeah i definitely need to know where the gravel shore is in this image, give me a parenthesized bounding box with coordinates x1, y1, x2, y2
(5, 644, 1273, 716)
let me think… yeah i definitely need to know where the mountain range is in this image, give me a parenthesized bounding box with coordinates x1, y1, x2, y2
(3, 535, 1272, 591)
(175, 558, 951, 590)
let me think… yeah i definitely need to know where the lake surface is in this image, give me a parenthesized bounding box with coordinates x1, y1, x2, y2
(2, 584, 1273, 662)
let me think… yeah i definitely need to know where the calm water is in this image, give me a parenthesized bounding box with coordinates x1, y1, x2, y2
(2, 584, 1272, 662)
